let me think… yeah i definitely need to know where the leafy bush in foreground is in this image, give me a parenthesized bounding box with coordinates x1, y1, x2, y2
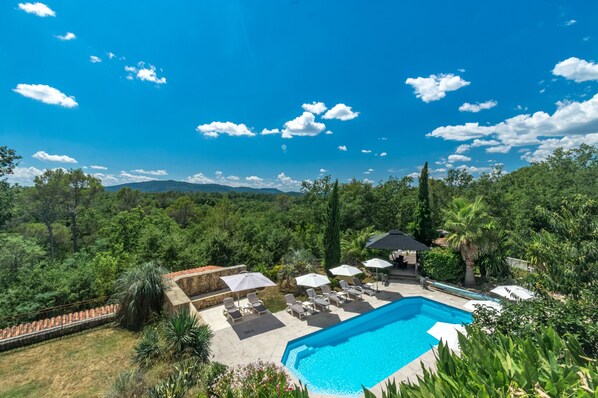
(419, 247, 465, 283)
(364, 327, 597, 397)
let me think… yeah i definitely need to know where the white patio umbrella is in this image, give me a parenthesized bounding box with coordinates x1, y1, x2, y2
(329, 264, 362, 277)
(220, 272, 276, 306)
(463, 300, 503, 313)
(362, 258, 393, 291)
(491, 285, 535, 301)
(427, 322, 467, 352)
(295, 273, 331, 288)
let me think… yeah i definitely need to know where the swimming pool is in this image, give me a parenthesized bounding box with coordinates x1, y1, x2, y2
(281, 297, 472, 397)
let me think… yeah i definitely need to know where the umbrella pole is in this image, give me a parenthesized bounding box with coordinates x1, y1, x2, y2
(376, 268, 379, 292)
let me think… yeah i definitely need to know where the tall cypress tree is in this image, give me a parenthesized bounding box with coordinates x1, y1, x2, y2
(414, 162, 435, 246)
(324, 179, 341, 274)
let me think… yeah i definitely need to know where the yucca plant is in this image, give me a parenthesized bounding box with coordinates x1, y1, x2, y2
(163, 309, 213, 362)
(113, 261, 166, 330)
(132, 326, 162, 368)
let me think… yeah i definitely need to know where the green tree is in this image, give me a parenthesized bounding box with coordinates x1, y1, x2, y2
(166, 196, 200, 227)
(0, 146, 21, 177)
(412, 162, 435, 246)
(323, 179, 340, 274)
(62, 169, 102, 252)
(0, 146, 21, 226)
(444, 196, 495, 286)
(114, 187, 141, 212)
(341, 227, 379, 265)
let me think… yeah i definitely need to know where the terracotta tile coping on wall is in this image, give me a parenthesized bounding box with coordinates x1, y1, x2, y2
(0, 304, 118, 340)
(164, 265, 223, 279)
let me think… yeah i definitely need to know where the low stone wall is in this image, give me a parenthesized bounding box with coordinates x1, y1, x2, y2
(191, 290, 237, 311)
(173, 265, 247, 298)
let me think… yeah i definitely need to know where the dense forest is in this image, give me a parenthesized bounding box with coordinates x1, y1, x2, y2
(0, 145, 597, 328)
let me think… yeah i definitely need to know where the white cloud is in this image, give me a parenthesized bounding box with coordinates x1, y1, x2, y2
(379, 152, 387, 157)
(459, 100, 497, 113)
(338, 145, 347, 151)
(322, 103, 359, 121)
(132, 169, 168, 176)
(228, 175, 240, 181)
(18, 2, 54, 17)
(282, 112, 326, 138)
(428, 93, 598, 147)
(553, 57, 598, 82)
(32, 150, 77, 163)
(456, 165, 492, 174)
(6, 166, 44, 185)
(245, 176, 264, 183)
(136, 66, 166, 84)
(117, 171, 157, 183)
(261, 128, 280, 135)
(564, 19, 577, 26)
(486, 145, 512, 154)
(185, 173, 215, 184)
(319, 168, 327, 173)
(521, 133, 598, 162)
(363, 178, 374, 184)
(361, 149, 372, 153)
(455, 144, 470, 154)
(90, 55, 102, 63)
(55, 32, 75, 41)
(196, 121, 255, 138)
(13, 84, 78, 108)
(277, 172, 299, 187)
(107, 52, 116, 59)
(325, 130, 333, 135)
(447, 154, 471, 163)
(455, 139, 501, 154)
(405, 73, 470, 102)
(364, 168, 375, 174)
(302, 101, 327, 115)
(124, 66, 137, 73)
(90, 165, 107, 170)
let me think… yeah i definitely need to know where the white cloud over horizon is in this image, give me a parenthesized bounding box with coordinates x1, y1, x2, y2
(405, 73, 470, 102)
(13, 84, 78, 108)
(132, 169, 168, 176)
(18, 2, 54, 17)
(32, 151, 77, 163)
(90, 165, 107, 170)
(196, 121, 255, 138)
(322, 103, 359, 121)
(459, 100, 497, 113)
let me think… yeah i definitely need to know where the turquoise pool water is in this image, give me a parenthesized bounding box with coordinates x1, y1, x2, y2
(281, 297, 472, 397)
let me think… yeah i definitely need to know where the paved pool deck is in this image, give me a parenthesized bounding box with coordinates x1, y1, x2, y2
(199, 281, 470, 398)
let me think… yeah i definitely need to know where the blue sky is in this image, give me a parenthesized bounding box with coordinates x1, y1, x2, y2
(1, 1, 598, 190)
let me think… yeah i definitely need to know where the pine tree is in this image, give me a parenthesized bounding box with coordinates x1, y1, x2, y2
(414, 162, 435, 246)
(324, 179, 341, 274)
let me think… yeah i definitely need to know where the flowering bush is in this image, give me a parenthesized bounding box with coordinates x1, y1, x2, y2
(210, 361, 308, 398)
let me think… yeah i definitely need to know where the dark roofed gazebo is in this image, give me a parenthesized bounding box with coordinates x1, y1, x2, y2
(366, 230, 430, 251)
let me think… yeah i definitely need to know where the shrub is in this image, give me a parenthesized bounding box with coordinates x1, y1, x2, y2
(132, 327, 162, 368)
(163, 309, 213, 362)
(105, 369, 146, 398)
(419, 247, 465, 283)
(210, 361, 308, 398)
(113, 261, 166, 330)
(147, 359, 201, 398)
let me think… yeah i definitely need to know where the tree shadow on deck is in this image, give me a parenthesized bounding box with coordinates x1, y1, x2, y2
(231, 313, 286, 340)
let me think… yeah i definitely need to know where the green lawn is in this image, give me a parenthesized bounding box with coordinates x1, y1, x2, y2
(0, 326, 139, 398)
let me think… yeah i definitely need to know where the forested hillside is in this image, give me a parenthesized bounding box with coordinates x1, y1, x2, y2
(0, 145, 597, 327)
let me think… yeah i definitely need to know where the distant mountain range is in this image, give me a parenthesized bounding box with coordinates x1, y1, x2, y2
(104, 180, 295, 195)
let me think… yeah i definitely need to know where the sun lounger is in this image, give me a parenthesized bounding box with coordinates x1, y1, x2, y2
(352, 277, 377, 296)
(320, 285, 344, 306)
(285, 294, 307, 319)
(223, 297, 243, 323)
(306, 288, 330, 311)
(247, 292, 268, 315)
(339, 280, 363, 300)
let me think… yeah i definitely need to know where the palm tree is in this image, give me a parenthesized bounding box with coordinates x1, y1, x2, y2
(341, 227, 379, 265)
(163, 310, 213, 362)
(444, 196, 495, 287)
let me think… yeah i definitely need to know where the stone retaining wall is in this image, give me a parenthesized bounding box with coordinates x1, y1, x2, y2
(191, 290, 237, 310)
(173, 265, 247, 298)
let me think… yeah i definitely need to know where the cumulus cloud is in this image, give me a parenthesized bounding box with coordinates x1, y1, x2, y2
(185, 173, 215, 184)
(379, 152, 388, 157)
(338, 145, 347, 151)
(428, 93, 598, 147)
(486, 145, 512, 154)
(553, 57, 598, 82)
(32, 151, 77, 163)
(13, 84, 78, 108)
(447, 154, 471, 163)
(455, 139, 501, 154)
(361, 149, 372, 153)
(319, 168, 327, 173)
(125, 65, 167, 84)
(245, 176, 264, 183)
(282, 112, 326, 138)
(90, 55, 102, 63)
(107, 52, 116, 59)
(196, 121, 255, 138)
(18, 2, 54, 17)
(325, 130, 333, 135)
(261, 128, 280, 135)
(459, 100, 497, 113)
(55, 32, 75, 41)
(322, 103, 359, 121)
(90, 165, 107, 170)
(118, 171, 157, 182)
(6, 166, 44, 185)
(132, 169, 168, 176)
(364, 168, 375, 174)
(363, 178, 374, 184)
(521, 133, 598, 162)
(564, 19, 577, 26)
(302, 101, 327, 115)
(405, 73, 470, 102)
(277, 172, 299, 186)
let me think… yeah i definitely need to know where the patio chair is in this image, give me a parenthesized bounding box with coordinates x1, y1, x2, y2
(222, 297, 243, 323)
(320, 285, 344, 306)
(381, 273, 389, 287)
(247, 292, 268, 315)
(339, 280, 363, 300)
(352, 277, 377, 296)
(306, 288, 330, 312)
(285, 294, 307, 319)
